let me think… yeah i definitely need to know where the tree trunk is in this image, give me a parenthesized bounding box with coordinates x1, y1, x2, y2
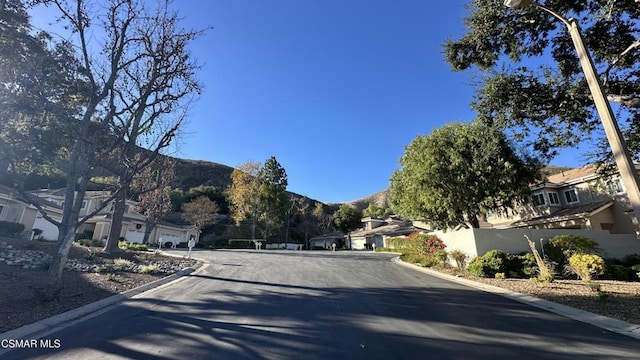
(45, 141, 91, 291)
(250, 213, 256, 240)
(104, 189, 126, 253)
(142, 219, 156, 244)
(468, 211, 480, 229)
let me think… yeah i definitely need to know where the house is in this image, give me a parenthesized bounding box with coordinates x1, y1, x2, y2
(349, 216, 420, 250)
(30, 189, 199, 245)
(486, 164, 639, 234)
(309, 231, 345, 249)
(0, 185, 38, 238)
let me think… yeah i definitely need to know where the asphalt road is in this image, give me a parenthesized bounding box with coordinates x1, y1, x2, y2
(3, 250, 639, 359)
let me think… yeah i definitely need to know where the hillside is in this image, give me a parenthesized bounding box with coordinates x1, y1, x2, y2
(342, 189, 390, 211)
(173, 158, 235, 191)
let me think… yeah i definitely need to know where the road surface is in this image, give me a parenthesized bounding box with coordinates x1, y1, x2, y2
(2, 250, 639, 359)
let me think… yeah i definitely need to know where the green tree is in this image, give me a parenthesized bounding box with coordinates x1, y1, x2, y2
(362, 202, 392, 218)
(0, 0, 83, 184)
(259, 156, 288, 241)
(389, 121, 541, 229)
(332, 204, 363, 249)
(444, 0, 640, 162)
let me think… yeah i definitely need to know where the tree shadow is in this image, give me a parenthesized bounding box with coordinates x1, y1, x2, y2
(4, 269, 639, 360)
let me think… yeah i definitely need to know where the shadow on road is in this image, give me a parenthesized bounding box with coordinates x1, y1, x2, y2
(6, 268, 639, 360)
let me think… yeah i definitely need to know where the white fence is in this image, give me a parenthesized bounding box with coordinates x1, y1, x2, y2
(265, 243, 303, 250)
(433, 228, 640, 261)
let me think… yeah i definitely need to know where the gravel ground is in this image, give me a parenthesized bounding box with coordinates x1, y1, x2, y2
(1, 236, 639, 335)
(0, 237, 197, 333)
(431, 266, 640, 326)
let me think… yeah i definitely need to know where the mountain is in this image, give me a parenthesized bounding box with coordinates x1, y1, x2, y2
(173, 158, 235, 191)
(342, 189, 390, 211)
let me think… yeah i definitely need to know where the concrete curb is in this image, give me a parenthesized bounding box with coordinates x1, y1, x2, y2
(0, 260, 205, 347)
(392, 257, 640, 340)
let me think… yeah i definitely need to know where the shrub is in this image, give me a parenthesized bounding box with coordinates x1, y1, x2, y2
(96, 264, 115, 273)
(513, 252, 538, 278)
(0, 221, 25, 237)
(602, 262, 636, 281)
(114, 258, 134, 269)
(390, 234, 446, 267)
(139, 264, 160, 274)
(423, 235, 446, 256)
(228, 239, 255, 249)
(567, 253, 605, 283)
(449, 250, 468, 270)
(544, 235, 600, 269)
(467, 250, 508, 278)
(118, 242, 148, 251)
(76, 238, 104, 247)
(620, 254, 640, 267)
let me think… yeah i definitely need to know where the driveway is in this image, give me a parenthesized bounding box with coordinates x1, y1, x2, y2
(2, 250, 639, 359)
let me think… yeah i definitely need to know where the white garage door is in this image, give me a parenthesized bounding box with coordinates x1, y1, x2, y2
(125, 228, 145, 243)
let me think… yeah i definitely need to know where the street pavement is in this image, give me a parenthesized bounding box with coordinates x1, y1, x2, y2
(1, 249, 639, 359)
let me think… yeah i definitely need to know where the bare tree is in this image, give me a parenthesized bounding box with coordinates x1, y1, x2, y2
(33, 0, 204, 288)
(182, 196, 219, 231)
(100, 1, 204, 253)
(132, 156, 176, 245)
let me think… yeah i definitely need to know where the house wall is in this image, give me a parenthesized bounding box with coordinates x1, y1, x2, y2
(32, 212, 61, 241)
(608, 201, 637, 234)
(433, 228, 640, 263)
(0, 198, 38, 237)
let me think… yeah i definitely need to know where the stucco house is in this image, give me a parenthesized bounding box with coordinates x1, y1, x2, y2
(309, 231, 345, 249)
(30, 189, 199, 246)
(349, 216, 420, 250)
(0, 185, 38, 238)
(486, 164, 639, 234)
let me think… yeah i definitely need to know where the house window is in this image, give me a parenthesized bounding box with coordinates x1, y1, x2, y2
(606, 178, 624, 195)
(532, 192, 545, 206)
(564, 189, 579, 204)
(548, 192, 560, 205)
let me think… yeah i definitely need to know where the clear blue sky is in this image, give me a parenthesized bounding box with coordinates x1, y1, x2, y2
(30, 1, 586, 204)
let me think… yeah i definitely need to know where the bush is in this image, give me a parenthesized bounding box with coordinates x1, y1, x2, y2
(512, 252, 538, 278)
(567, 253, 605, 282)
(602, 262, 637, 281)
(0, 221, 25, 237)
(76, 238, 104, 247)
(620, 254, 640, 267)
(449, 250, 468, 270)
(392, 234, 447, 268)
(118, 242, 148, 251)
(138, 264, 160, 274)
(467, 250, 508, 278)
(228, 239, 256, 249)
(544, 235, 600, 269)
